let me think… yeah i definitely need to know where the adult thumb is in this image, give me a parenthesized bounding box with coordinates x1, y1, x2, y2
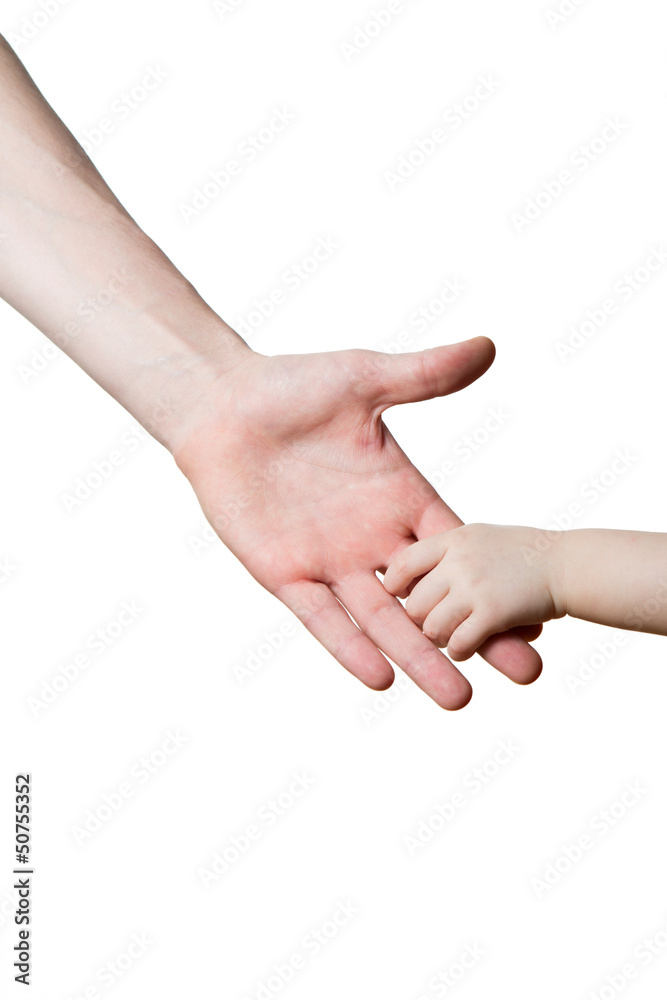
(371, 337, 495, 409)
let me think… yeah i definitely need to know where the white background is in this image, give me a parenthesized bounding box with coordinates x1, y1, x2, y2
(1, 0, 666, 997)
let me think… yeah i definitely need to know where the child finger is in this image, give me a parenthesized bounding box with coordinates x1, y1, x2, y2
(383, 536, 446, 597)
(405, 567, 451, 627)
(422, 599, 470, 649)
(447, 613, 495, 662)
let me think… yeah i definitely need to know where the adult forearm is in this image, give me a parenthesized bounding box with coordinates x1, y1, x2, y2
(0, 35, 252, 451)
(561, 529, 667, 633)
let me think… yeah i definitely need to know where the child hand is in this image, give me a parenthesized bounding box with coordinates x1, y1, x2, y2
(383, 524, 566, 661)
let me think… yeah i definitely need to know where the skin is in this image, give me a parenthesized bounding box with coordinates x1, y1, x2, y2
(172, 344, 546, 709)
(0, 35, 542, 710)
(384, 524, 667, 661)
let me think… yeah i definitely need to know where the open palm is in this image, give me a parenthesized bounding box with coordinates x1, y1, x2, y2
(174, 337, 541, 709)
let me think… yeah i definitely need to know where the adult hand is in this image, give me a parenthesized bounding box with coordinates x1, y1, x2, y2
(0, 38, 540, 710)
(174, 337, 542, 709)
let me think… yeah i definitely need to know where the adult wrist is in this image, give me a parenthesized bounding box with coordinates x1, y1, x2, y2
(130, 304, 257, 458)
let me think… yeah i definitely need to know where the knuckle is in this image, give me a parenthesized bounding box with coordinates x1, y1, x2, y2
(405, 594, 421, 619)
(392, 553, 409, 579)
(423, 621, 444, 645)
(405, 641, 445, 677)
(366, 599, 396, 631)
(333, 628, 365, 663)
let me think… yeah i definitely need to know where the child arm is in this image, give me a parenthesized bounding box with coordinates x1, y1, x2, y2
(560, 529, 667, 633)
(383, 525, 667, 661)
